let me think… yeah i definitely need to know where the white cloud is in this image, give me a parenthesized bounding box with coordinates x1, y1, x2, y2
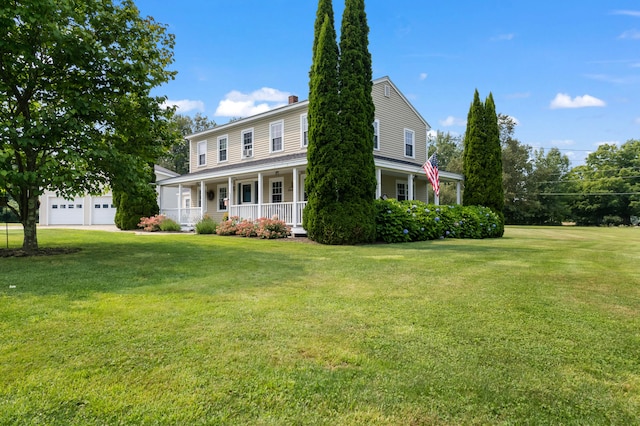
(162, 99, 205, 113)
(439, 116, 466, 127)
(491, 33, 515, 41)
(611, 10, 640, 17)
(549, 93, 606, 109)
(214, 87, 290, 117)
(419, 72, 428, 80)
(596, 140, 620, 147)
(619, 29, 640, 39)
(550, 139, 575, 146)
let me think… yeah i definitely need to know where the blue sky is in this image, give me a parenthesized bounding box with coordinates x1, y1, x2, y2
(134, 0, 640, 166)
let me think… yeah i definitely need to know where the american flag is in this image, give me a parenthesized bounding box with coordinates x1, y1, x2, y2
(422, 153, 440, 197)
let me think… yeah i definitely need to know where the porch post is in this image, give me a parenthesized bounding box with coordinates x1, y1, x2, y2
(177, 184, 182, 223)
(456, 181, 462, 205)
(228, 176, 233, 214)
(376, 168, 382, 198)
(200, 180, 205, 219)
(292, 168, 298, 226)
(157, 183, 162, 215)
(408, 174, 414, 200)
(257, 172, 263, 218)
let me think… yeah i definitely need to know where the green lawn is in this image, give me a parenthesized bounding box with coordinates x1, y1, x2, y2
(1, 226, 639, 425)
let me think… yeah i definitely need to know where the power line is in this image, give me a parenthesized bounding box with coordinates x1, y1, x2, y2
(538, 192, 640, 196)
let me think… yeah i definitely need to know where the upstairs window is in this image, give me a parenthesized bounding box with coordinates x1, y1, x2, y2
(373, 119, 380, 150)
(404, 129, 415, 158)
(270, 120, 284, 152)
(301, 114, 308, 147)
(197, 141, 207, 166)
(242, 129, 253, 158)
(218, 136, 228, 162)
(384, 84, 391, 97)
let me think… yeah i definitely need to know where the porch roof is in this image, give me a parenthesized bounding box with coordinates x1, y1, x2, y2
(156, 153, 464, 186)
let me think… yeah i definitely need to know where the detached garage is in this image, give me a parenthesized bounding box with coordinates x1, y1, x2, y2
(40, 194, 116, 226)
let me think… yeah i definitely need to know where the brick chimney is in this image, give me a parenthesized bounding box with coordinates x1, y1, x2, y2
(288, 95, 299, 104)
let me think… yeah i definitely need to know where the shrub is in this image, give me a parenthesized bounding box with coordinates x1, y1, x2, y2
(256, 217, 291, 239)
(216, 216, 239, 236)
(236, 219, 257, 237)
(138, 214, 167, 232)
(374, 199, 502, 243)
(159, 217, 182, 232)
(195, 216, 217, 234)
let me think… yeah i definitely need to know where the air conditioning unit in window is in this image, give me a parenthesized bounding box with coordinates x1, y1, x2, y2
(243, 149, 252, 157)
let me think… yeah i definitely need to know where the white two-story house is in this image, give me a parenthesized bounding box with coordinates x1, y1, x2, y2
(156, 76, 463, 234)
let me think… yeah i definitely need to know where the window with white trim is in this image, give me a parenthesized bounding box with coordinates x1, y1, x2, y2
(270, 120, 284, 152)
(301, 114, 308, 147)
(197, 141, 207, 166)
(242, 129, 253, 158)
(384, 84, 391, 97)
(404, 129, 415, 158)
(396, 181, 407, 201)
(218, 185, 228, 211)
(373, 119, 380, 150)
(218, 135, 228, 162)
(270, 177, 284, 203)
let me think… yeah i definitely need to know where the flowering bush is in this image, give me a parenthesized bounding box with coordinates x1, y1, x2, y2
(255, 217, 291, 239)
(236, 219, 257, 237)
(138, 214, 168, 232)
(374, 199, 503, 243)
(216, 216, 240, 236)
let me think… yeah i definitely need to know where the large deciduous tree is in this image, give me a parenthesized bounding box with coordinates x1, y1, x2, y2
(568, 140, 640, 225)
(0, 0, 176, 251)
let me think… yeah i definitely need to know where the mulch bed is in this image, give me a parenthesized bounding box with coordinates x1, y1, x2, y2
(0, 247, 81, 258)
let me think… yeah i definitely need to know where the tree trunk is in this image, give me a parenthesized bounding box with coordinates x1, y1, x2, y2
(21, 193, 39, 252)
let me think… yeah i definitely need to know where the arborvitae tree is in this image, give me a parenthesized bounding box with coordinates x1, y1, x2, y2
(312, 0, 335, 58)
(303, 11, 341, 241)
(334, 0, 377, 244)
(483, 93, 504, 223)
(463, 90, 487, 207)
(463, 90, 504, 233)
(113, 164, 159, 230)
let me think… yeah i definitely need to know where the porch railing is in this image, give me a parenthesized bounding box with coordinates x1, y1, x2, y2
(161, 208, 203, 225)
(229, 201, 307, 226)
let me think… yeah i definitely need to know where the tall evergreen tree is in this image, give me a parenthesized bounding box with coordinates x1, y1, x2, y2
(334, 0, 377, 243)
(303, 11, 341, 241)
(463, 90, 486, 207)
(483, 93, 504, 222)
(463, 90, 504, 232)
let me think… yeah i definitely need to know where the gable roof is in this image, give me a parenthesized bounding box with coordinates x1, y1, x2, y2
(185, 76, 429, 140)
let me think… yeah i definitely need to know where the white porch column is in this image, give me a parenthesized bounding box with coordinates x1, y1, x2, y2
(257, 172, 263, 218)
(177, 184, 182, 223)
(456, 181, 462, 205)
(228, 176, 233, 212)
(408, 174, 414, 200)
(292, 168, 298, 226)
(200, 180, 205, 218)
(376, 168, 382, 198)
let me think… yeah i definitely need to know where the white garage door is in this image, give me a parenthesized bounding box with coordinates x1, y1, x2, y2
(49, 197, 84, 225)
(91, 196, 116, 225)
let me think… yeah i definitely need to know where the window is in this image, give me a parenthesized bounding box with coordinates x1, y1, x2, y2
(373, 119, 380, 150)
(384, 84, 391, 97)
(396, 182, 407, 201)
(94, 204, 100, 209)
(76, 204, 82, 209)
(242, 129, 253, 158)
(270, 120, 283, 152)
(270, 178, 284, 203)
(218, 185, 228, 211)
(218, 136, 228, 162)
(197, 141, 207, 166)
(242, 183, 252, 203)
(404, 129, 415, 158)
(301, 114, 308, 147)
(60, 204, 66, 209)
(52, 204, 58, 209)
(184, 198, 190, 208)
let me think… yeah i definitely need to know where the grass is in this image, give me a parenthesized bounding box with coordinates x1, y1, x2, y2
(1, 226, 639, 425)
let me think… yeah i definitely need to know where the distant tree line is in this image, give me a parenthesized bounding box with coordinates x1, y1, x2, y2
(430, 118, 640, 226)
